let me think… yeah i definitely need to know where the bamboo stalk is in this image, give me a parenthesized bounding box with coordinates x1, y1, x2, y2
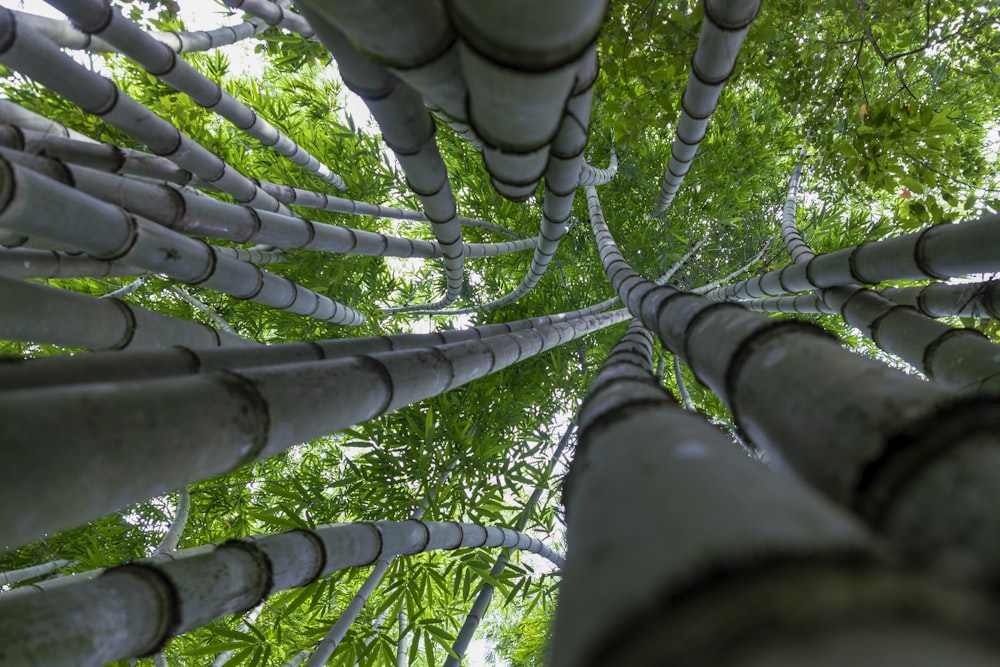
(48, 0, 346, 190)
(649, 0, 762, 217)
(100, 277, 146, 299)
(0, 276, 253, 350)
(0, 100, 96, 144)
(585, 184, 1000, 565)
(0, 248, 144, 279)
(152, 488, 191, 556)
(0, 157, 365, 325)
(0, 308, 628, 548)
(552, 320, 999, 666)
(0, 521, 561, 667)
(672, 354, 695, 410)
(654, 232, 710, 285)
(0, 9, 291, 215)
(224, 0, 315, 38)
(0, 560, 73, 587)
(578, 148, 618, 187)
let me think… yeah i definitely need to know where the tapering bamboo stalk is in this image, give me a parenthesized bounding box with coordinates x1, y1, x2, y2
(0, 276, 252, 351)
(552, 320, 1000, 666)
(297, 13, 466, 307)
(585, 184, 1000, 565)
(654, 232, 710, 285)
(0, 9, 291, 215)
(707, 211, 1000, 300)
(0, 157, 365, 325)
(578, 148, 618, 187)
(0, 560, 73, 587)
(0, 298, 616, 391)
(10, 7, 271, 54)
(649, 0, 762, 217)
(0, 248, 144, 279)
(0, 307, 627, 547)
(444, 424, 574, 666)
(0, 521, 562, 666)
(47, 0, 346, 190)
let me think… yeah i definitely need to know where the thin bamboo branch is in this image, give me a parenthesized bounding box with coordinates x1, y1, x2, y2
(0, 559, 74, 587)
(152, 488, 191, 557)
(170, 286, 239, 336)
(654, 232, 710, 285)
(100, 277, 145, 299)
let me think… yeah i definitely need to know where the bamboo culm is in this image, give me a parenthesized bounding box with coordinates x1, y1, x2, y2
(0, 156, 365, 326)
(0, 560, 74, 587)
(551, 320, 1000, 666)
(585, 184, 1000, 565)
(578, 148, 618, 187)
(0, 521, 562, 667)
(0, 307, 628, 548)
(46, 0, 346, 190)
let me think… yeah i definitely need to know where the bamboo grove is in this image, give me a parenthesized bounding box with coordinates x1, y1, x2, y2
(1, 0, 999, 665)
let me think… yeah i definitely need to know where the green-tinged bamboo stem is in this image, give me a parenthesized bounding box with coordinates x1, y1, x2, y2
(654, 232, 710, 285)
(552, 320, 1000, 666)
(170, 286, 238, 335)
(444, 424, 574, 666)
(0, 9, 291, 215)
(649, 0, 762, 217)
(152, 488, 191, 556)
(0, 521, 562, 666)
(282, 650, 310, 667)
(447, 1, 606, 200)
(395, 611, 409, 667)
(0, 307, 628, 547)
(579, 148, 618, 187)
(10, 7, 270, 54)
(297, 12, 466, 307)
(47, 0, 345, 190)
(100, 277, 146, 299)
(0, 560, 74, 587)
(707, 211, 1000, 300)
(0, 100, 96, 144)
(585, 184, 1000, 565)
(305, 465, 455, 667)
(0, 298, 616, 391)
(0, 248, 144, 278)
(0, 157, 365, 325)
(673, 354, 695, 410)
(0, 276, 253, 350)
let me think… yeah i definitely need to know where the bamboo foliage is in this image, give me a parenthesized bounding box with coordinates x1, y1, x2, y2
(0, 521, 562, 667)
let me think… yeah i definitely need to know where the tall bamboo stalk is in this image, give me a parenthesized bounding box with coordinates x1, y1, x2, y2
(0, 248, 144, 279)
(551, 319, 1000, 666)
(0, 9, 291, 215)
(0, 560, 73, 588)
(585, 184, 1000, 565)
(0, 521, 562, 666)
(0, 308, 628, 548)
(649, 0, 762, 217)
(46, 0, 346, 190)
(579, 148, 619, 187)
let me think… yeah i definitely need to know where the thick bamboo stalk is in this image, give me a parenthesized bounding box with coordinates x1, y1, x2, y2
(649, 0, 762, 217)
(585, 184, 1000, 565)
(0, 248, 144, 278)
(552, 320, 1000, 666)
(0, 559, 73, 587)
(654, 232, 709, 285)
(0, 276, 252, 350)
(0, 307, 628, 547)
(47, 0, 346, 190)
(707, 211, 1000, 300)
(0, 157, 365, 325)
(298, 14, 466, 307)
(578, 148, 618, 187)
(0, 521, 562, 666)
(448, 1, 606, 200)
(444, 424, 574, 666)
(733, 293, 833, 314)
(879, 281, 1000, 320)
(9, 7, 271, 54)
(0, 298, 616, 391)
(0, 9, 291, 215)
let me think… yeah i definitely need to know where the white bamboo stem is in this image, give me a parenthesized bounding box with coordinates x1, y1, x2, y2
(0, 559, 73, 587)
(170, 286, 239, 335)
(578, 148, 619, 187)
(152, 488, 191, 556)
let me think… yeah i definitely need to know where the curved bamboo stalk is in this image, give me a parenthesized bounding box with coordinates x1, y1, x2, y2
(0, 248, 144, 279)
(0, 276, 253, 351)
(224, 0, 315, 38)
(0, 157, 365, 325)
(0, 521, 561, 666)
(10, 7, 271, 54)
(706, 211, 1000, 300)
(584, 184, 1000, 565)
(48, 0, 346, 190)
(152, 488, 191, 556)
(449, 1, 607, 200)
(654, 232, 710, 285)
(0, 9, 291, 215)
(552, 320, 999, 666)
(444, 424, 574, 666)
(0, 307, 628, 547)
(0, 559, 73, 587)
(0, 298, 617, 392)
(772, 163, 1000, 392)
(578, 147, 618, 187)
(299, 14, 466, 308)
(649, 0, 762, 217)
